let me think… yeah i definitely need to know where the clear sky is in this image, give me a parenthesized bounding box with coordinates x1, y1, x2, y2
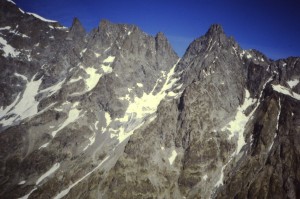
(13, 0, 300, 59)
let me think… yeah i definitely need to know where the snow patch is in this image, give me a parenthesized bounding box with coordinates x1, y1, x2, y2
(112, 60, 181, 143)
(0, 36, 20, 57)
(222, 89, 256, 154)
(84, 67, 102, 91)
(94, 52, 101, 58)
(0, 26, 11, 30)
(272, 84, 300, 100)
(246, 53, 252, 59)
(39, 142, 49, 149)
(287, 79, 299, 88)
(137, 83, 143, 88)
(101, 64, 113, 74)
(80, 48, 87, 57)
(0, 74, 42, 127)
(203, 174, 208, 181)
(103, 56, 115, 63)
(169, 149, 177, 165)
(51, 103, 81, 138)
(18, 180, 26, 185)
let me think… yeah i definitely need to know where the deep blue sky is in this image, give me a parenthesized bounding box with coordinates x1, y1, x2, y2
(13, 0, 300, 59)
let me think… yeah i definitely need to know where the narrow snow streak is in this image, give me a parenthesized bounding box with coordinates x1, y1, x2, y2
(18, 180, 26, 185)
(40, 79, 65, 97)
(103, 56, 115, 63)
(53, 156, 109, 199)
(27, 12, 57, 23)
(276, 98, 281, 130)
(14, 72, 28, 81)
(36, 163, 60, 185)
(18, 188, 37, 199)
(19, 163, 60, 199)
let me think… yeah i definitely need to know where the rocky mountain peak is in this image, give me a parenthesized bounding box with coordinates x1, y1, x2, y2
(70, 17, 85, 32)
(205, 24, 224, 36)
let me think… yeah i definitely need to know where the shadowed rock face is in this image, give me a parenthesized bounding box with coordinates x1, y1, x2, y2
(0, 1, 300, 199)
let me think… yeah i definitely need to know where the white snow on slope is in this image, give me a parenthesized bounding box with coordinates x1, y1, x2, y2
(276, 98, 281, 130)
(51, 103, 81, 137)
(112, 60, 181, 143)
(169, 149, 177, 165)
(222, 89, 256, 154)
(80, 48, 87, 57)
(84, 67, 102, 91)
(103, 56, 115, 63)
(2, 27, 30, 38)
(215, 164, 227, 187)
(0, 26, 11, 30)
(53, 156, 109, 199)
(0, 74, 42, 127)
(18, 180, 26, 185)
(18, 188, 37, 199)
(0, 36, 20, 57)
(94, 52, 101, 58)
(287, 79, 299, 88)
(101, 64, 113, 73)
(272, 84, 300, 100)
(69, 76, 83, 83)
(27, 12, 57, 23)
(215, 78, 273, 189)
(120, 60, 180, 120)
(83, 131, 96, 151)
(19, 163, 60, 199)
(136, 83, 143, 88)
(36, 163, 60, 185)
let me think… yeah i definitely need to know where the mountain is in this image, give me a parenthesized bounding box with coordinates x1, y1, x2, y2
(0, 0, 299, 198)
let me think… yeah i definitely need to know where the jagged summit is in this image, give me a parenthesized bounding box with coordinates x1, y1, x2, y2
(70, 17, 85, 33)
(206, 24, 224, 36)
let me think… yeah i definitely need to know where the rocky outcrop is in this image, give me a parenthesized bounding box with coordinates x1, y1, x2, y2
(0, 1, 299, 199)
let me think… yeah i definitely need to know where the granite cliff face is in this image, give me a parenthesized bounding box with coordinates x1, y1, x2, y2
(0, 1, 299, 198)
